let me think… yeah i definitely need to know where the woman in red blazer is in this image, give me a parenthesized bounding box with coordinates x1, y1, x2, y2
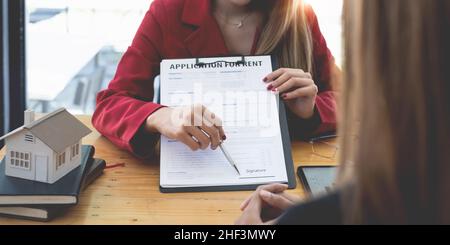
(93, 0, 339, 157)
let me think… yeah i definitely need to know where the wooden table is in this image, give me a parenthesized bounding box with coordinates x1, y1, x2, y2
(0, 115, 337, 224)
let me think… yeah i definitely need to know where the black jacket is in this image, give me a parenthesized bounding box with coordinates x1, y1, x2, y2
(277, 191, 342, 225)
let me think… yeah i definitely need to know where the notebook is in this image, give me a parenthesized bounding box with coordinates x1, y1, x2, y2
(159, 55, 296, 192)
(0, 158, 106, 222)
(0, 145, 95, 206)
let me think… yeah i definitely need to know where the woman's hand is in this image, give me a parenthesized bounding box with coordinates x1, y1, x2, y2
(235, 184, 300, 225)
(264, 68, 318, 119)
(145, 104, 226, 151)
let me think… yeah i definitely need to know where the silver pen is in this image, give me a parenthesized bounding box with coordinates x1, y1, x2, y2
(219, 142, 241, 175)
(197, 127, 240, 175)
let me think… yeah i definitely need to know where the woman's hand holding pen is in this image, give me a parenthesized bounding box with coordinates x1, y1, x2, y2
(264, 68, 318, 119)
(145, 104, 226, 151)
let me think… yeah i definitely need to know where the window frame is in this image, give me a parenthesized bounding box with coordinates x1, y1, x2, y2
(70, 143, 80, 160)
(1, 0, 27, 148)
(57, 151, 66, 170)
(1, 0, 4, 148)
(9, 150, 31, 170)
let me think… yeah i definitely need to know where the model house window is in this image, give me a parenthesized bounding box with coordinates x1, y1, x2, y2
(24, 134, 35, 143)
(57, 152, 66, 170)
(70, 143, 80, 160)
(9, 151, 31, 170)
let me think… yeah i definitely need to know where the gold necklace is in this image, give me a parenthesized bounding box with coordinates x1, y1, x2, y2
(214, 11, 252, 28)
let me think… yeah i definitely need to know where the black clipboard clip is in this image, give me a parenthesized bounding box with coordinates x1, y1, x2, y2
(195, 56, 246, 68)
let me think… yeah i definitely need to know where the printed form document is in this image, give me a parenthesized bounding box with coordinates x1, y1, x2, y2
(160, 56, 289, 189)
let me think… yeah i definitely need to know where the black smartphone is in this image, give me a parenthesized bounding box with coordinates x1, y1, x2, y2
(297, 166, 337, 195)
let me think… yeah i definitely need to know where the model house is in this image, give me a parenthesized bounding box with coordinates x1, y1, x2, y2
(0, 108, 91, 184)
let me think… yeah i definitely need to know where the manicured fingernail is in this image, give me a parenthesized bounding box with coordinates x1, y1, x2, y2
(267, 84, 273, 91)
(282, 94, 288, 99)
(263, 77, 268, 82)
(222, 135, 227, 140)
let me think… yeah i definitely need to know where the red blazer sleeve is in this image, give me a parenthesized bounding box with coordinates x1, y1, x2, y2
(92, 1, 165, 157)
(287, 5, 338, 139)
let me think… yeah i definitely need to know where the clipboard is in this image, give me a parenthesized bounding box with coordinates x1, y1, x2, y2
(159, 55, 297, 193)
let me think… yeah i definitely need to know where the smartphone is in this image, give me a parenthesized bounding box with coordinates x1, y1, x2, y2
(297, 166, 337, 195)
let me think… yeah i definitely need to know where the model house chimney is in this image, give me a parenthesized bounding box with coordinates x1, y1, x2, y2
(24, 110, 35, 125)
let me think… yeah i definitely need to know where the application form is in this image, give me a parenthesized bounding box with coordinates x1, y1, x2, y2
(160, 56, 289, 188)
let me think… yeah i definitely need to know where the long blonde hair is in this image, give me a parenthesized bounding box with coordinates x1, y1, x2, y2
(339, 0, 450, 224)
(255, 0, 313, 73)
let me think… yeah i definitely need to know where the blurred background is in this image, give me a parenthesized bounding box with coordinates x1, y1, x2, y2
(1, 0, 342, 143)
(25, 0, 150, 114)
(25, 0, 343, 115)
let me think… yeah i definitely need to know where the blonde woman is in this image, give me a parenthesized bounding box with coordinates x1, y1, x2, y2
(236, 0, 450, 225)
(93, 0, 338, 156)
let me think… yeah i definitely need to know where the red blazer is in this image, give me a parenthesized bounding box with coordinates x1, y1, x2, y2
(92, 0, 337, 157)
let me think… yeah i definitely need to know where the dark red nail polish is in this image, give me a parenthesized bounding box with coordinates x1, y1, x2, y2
(282, 94, 288, 99)
(222, 135, 227, 141)
(263, 77, 268, 82)
(267, 84, 273, 91)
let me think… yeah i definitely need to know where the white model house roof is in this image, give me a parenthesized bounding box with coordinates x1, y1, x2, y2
(0, 108, 91, 153)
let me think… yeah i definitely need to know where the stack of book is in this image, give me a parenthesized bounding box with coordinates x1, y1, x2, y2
(0, 145, 105, 221)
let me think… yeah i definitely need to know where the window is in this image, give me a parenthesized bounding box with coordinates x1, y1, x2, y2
(9, 150, 31, 170)
(24, 134, 34, 143)
(25, 0, 151, 114)
(21, 0, 343, 115)
(56, 152, 66, 170)
(70, 143, 79, 160)
(2, 0, 27, 141)
(306, 0, 343, 67)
